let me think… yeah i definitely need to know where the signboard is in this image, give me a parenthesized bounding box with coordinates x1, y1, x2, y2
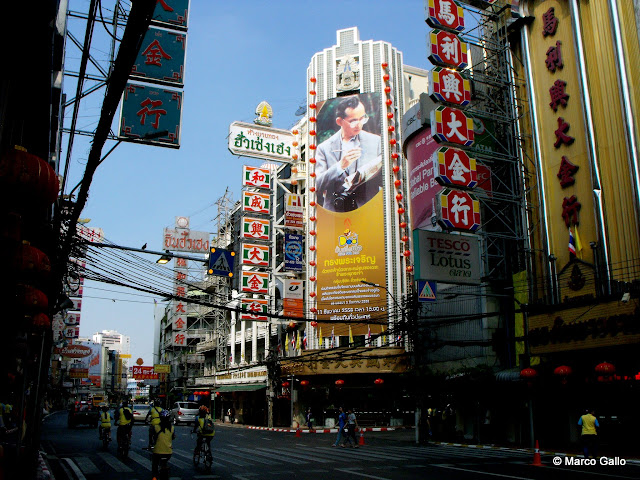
(428, 29, 469, 70)
(171, 331, 187, 347)
(172, 314, 186, 331)
(64, 326, 79, 339)
(132, 366, 159, 380)
(69, 368, 89, 379)
(131, 27, 186, 86)
(284, 233, 303, 272)
(151, 0, 189, 29)
(170, 300, 187, 332)
(154, 364, 171, 374)
(284, 279, 303, 299)
(77, 225, 104, 243)
(431, 106, 474, 147)
(228, 121, 295, 163)
(242, 217, 270, 240)
(285, 193, 304, 230)
(64, 312, 81, 325)
(207, 247, 235, 277)
(413, 230, 482, 284)
(284, 298, 303, 318)
(243, 166, 271, 189)
(119, 83, 182, 148)
(242, 191, 271, 214)
(241, 271, 269, 294)
(437, 188, 481, 231)
(425, 0, 465, 32)
(417, 280, 438, 302)
(433, 146, 477, 188)
(55, 344, 92, 358)
(241, 243, 269, 267)
(428, 67, 471, 107)
(406, 128, 440, 231)
(163, 228, 209, 253)
(240, 298, 269, 321)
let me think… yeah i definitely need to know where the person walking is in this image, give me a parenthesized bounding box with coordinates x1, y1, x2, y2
(306, 408, 313, 430)
(578, 408, 599, 458)
(342, 408, 359, 448)
(332, 407, 346, 447)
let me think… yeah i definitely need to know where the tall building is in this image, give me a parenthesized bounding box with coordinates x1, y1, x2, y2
(93, 330, 131, 356)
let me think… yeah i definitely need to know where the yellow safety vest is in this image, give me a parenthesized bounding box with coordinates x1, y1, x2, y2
(153, 424, 175, 454)
(149, 406, 162, 426)
(198, 415, 215, 437)
(100, 412, 111, 428)
(118, 407, 132, 426)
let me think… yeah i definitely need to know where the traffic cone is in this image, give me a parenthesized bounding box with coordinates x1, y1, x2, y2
(531, 440, 542, 466)
(359, 429, 365, 446)
(295, 428, 301, 437)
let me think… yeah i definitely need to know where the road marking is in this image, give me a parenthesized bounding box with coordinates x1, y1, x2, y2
(223, 449, 278, 465)
(172, 448, 228, 468)
(96, 452, 134, 472)
(61, 458, 88, 480)
(254, 447, 333, 464)
(432, 464, 534, 479)
(127, 450, 152, 469)
(233, 447, 308, 464)
(335, 468, 392, 480)
(74, 456, 101, 475)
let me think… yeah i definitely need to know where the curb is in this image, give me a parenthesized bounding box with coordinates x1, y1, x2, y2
(37, 451, 54, 480)
(246, 426, 401, 434)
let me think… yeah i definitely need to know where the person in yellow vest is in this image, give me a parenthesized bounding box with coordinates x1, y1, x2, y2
(151, 410, 175, 480)
(193, 405, 215, 458)
(146, 400, 163, 450)
(578, 408, 600, 458)
(98, 405, 112, 442)
(115, 400, 133, 449)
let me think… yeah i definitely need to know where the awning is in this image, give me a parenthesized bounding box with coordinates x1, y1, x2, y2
(215, 384, 267, 392)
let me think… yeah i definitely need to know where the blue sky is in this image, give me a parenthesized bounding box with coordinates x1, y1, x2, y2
(66, 0, 480, 366)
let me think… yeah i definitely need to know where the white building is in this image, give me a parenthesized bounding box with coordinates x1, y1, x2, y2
(93, 329, 131, 356)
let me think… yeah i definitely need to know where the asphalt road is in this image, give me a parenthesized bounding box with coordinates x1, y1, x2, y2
(41, 411, 640, 480)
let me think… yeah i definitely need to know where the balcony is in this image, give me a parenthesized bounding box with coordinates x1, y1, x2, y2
(196, 338, 217, 353)
(186, 353, 205, 364)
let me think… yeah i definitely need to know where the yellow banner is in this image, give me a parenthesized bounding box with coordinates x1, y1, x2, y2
(154, 364, 171, 374)
(119, 354, 132, 359)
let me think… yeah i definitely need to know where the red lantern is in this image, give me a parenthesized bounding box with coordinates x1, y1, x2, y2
(388, 125, 395, 132)
(520, 367, 538, 379)
(381, 62, 389, 68)
(292, 141, 299, 147)
(310, 187, 316, 193)
(335, 379, 345, 386)
(309, 292, 316, 298)
(554, 365, 572, 376)
(404, 250, 411, 257)
(393, 165, 400, 173)
(389, 138, 397, 146)
(385, 99, 393, 106)
(309, 172, 316, 178)
(387, 113, 394, 119)
(282, 381, 290, 388)
(595, 362, 615, 375)
(310, 77, 317, 83)
(16, 243, 51, 278)
(309, 117, 317, 123)
(288, 321, 298, 329)
(402, 236, 409, 242)
(0, 147, 59, 205)
(309, 103, 317, 110)
(309, 276, 316, 282)
(396, 194, 403, 201)
(310, 307, 318, 313)
(309, 158, 316, 164)
(300, 380, 309, 387)
(292, 129, 299, 135)
(374, 378, 384, 385)
(309, 145, 317, 150)
(383, 74, 390, 81)
(309, 260, 316, 266)
(309, 201, 316, 207)
(309, 244, 316, 250)
(394, 180, 401, 188)
(32, 313, 51, 328)
(391, 153, 399, 160)
(309, 230, 316, 236)
(204, 391, 210, 396)
(18, 285, 48, 310)
(309, 90, 316, 95)
(309, 130, 316, 136)
(398, 208, 405, 215)
(406, 265, 414, 273)
(310, 321, 318, 328)
(399, 222, 407, 229)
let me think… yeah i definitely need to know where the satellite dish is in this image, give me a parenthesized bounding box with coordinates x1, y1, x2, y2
(295, 105, 306, 116)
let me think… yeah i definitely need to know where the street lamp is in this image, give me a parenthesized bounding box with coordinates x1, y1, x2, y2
(156, 251, 172, 264)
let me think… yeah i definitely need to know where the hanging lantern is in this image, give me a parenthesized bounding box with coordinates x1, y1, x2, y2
(595, 362, 615, 375)
(383, 74, 390, 81)
(282, 381, 290, 388)
(309, 230, 316, 236)
(310, 321, 318, 328)
(393, 165, 400, 173)
(406, 265, 414, 273)
(0, 147, 59, 206)
(16, 242, 51, 278)
(309, 117, 317, 123)
(309, 90, 316, 96)
(203, 391, 210, 396)
(310, 77, 317, 83)
(309, 260, 316, 267)
(300, 380, 310, 387)
(554, 365, 572, 377)
(292, 129, 299, 135)
(335, 379, 345, 386)
(520, 367, 538, 379)
(18, 285, 48, 310)
(309, 158, 317, 164)
(399, 222, 407, 229)
(288, 321, 298, 329)
(309, 292, 316, 298)
(388, 125, 395, 132)
(309, 103, 317, 110)
(374, 378, 384, 385)
(394, 180, 401, 188)
(385, 99, 393, 106)
(309, 276, 316, 282)
(402, 235, 409, 242)
(31, 313, 51, 328)
(403, 250, 411, 257)
(310, 307, 318, 313)
(391, 153, 399, 160)
(309, 244, 316, 250)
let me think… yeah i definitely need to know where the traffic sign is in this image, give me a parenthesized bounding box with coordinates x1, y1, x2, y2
(208, 247, 235, 277)
(418, 280, 437, 302)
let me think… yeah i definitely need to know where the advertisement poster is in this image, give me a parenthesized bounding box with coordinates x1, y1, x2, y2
(314, 92, 386, 336)
(406, 129, 440, 231)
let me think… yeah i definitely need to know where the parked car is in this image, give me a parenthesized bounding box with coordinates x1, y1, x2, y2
(170, 401, 199, 425)
(132, 404, 150, 424)
(68, 401, 100, 428)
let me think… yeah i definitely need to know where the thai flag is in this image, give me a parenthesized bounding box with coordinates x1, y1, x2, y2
(568, 227, 576, 257)
(330, 327, 335, 348)
(303, 330, 307, 349)
(291, 334, 296, 349)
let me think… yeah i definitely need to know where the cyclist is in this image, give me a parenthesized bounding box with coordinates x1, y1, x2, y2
(98, 405, 112, 442)
(115, 400, 133, 450)
(151, 410, 175, 480)
(193, 405, 215, 457)
(146, 400, 163, 450)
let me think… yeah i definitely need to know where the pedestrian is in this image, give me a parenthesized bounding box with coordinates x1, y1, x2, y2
(332, 407, 346, 447)
(342, 408, 359, 448)
(578, 408, 599, 458)
(229, 406, 235, 424)
(306, 408, 313, 430)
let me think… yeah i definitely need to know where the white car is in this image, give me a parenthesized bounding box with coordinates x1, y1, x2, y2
(170, 401, 199, 425)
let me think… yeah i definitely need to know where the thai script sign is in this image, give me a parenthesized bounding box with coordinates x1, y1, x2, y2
(163, 228, 210, 253)
(285, 193, 304, 230)
(228, 121, 295, 163)
(132, 366, 159, 380)
(284, 234, 303, 272)
(154, 364, 171, 374)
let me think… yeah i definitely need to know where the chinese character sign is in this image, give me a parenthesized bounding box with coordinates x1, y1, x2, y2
(171, 331, 187, 347)
(242, 217, 270, 240)
(437, 188, 481, 232)
(242, 166, 271, 189)
(241, 243, 270, 267)
(429, 29, 469, 70)
(431, 106, 475, 147)
(119, 83, 182, 147)
(240, 298, 269, 321)
(241, 271, 269, 294)
(151, 0, 189, 30)
(426, 0, 465, 33)
(242, 191, 271, 214)
(429, 67, 471, 107)
(132, 27, 186, 86)
(433, 146, 477, 188)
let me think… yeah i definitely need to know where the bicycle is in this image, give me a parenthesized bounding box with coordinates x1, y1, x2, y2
(116, 425, 131, 458)
(192, 435, 212, 471)
(99, 427, 112, 450)
(150, 452, 171, 480)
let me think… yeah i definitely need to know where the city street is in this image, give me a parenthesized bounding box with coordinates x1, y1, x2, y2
(41, 411, 640, 480)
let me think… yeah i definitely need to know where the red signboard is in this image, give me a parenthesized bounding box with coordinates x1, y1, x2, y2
(431, 106, 475, 147)
(433, 146, 477, 188)
(284, 298, 303, 318)
(426, 0, 465, 33)
(437, 188, 481, 232)
(429, 29, 469, 70)
(429, 67, 471, 107)
(240, 298, 269, 321)
(132, 365, 158, 380)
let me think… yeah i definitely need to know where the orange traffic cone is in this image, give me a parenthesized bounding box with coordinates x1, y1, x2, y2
(531, 440, 542, 466)
(359, 430, 365, 446)
(295, 428, 301, 437)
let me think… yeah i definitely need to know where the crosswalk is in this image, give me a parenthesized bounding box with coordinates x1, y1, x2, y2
(54, 442, 533, 479)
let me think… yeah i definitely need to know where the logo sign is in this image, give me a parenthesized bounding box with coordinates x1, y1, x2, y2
(241, 243, 269, 267)
(254, 101, 273, 127)
(228, 121, 295, 163)
(284, 279, 303, 300)
(426, 0, 465, 32)
(417, 280, 438, 302)
(131, 27, 186, 86)
(163, 228, 209, 253)
(476, 164, 493, 197)
(433, 146, 477, 188)
(240, 298, 269, 321)
(431, 106, 474, 147)
(242, 191, 270, 214)
(241, 271, 269, 294)
(413, 230, 482, 284)
(55, 345, 92, 358)
(242, 217, 270, 240)
(150, 0, 189, 30)
(132, 366, 158, 380)
(428, 67, 471, 107)
(119, 83, 182, 148)
(285, 193, 303, 212)
(284, 234, 303, 272)
(429, 29, 469, 70)
(285, 193, 304, 230)
(243, 166, 271, 189)
(154, 364, 171, 374)
(437, 188, 481, 232)
(207, 247, 235, 277)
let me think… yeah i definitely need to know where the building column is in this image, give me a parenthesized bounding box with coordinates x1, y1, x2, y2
(240, 320, 246, 365)
(230, 317, 236, 365)
(252, 321, 258, 363)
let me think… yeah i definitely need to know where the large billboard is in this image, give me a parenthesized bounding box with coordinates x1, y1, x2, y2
(406, 128, 440, 230)
(313, 93, 387, 335)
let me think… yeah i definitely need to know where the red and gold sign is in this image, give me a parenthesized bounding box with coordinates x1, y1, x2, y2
(426, 0, 465, 33)
(240, 298, 269, 321)
(436, 188, 481, 232)
(428, 29, 469, 70)
(132, 365, 158, 380)
(429, 67, 471, 107)
(433, 146, 477, 188)
(431, 106, 474, 147)
(242, 191, 270, 214)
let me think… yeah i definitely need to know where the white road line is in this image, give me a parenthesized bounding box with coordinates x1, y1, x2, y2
(127, 450, 152, 469)
(233, 447, 308, 464)
(74, 456, 101, 475)
(254, 447, 333, 463)
(432, 464, 535, 480)
(335, 468, 392, 480)
(223, 449, 278, 465)
(172, 448, 229, 468)
(96, 452, 134, 473)
(62, 458, 87, 480)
